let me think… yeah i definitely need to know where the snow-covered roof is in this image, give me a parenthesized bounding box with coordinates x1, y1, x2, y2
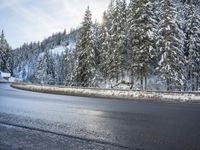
(0, 71, 11, 78)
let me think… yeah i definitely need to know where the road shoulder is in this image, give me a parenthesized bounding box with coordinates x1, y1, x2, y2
(11, 83, 200, 104)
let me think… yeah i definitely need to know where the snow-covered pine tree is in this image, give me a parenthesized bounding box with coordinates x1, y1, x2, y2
(76, 7, 97, 87)
(107, 0, 115, 33)
(35, 53, 48, 84)
(92, 20, 101, 67)
(181, 0, 199, 5)
(108, 0, 127, 83)
(117, 0, 128, 81)
(54, 54, 64, 85)
(151, 0, 160, 70)
(56, 52, 65, 84)
(34, 48, 55, 84)
(127, 0, 157, 90)
(99, 12, 110, 81)
(106, 0, 118, 83)
(0, 30, 12, 73)
(185, 2, 200, 90)
(157, 0, 186, 90)
(46, 51, 56, 85)
(63, 49, 77, 85)
(98, 0, 115, 83)
(127, 0, 138, 86)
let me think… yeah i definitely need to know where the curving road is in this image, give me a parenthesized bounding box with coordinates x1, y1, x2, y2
(0, 83, 200, 150)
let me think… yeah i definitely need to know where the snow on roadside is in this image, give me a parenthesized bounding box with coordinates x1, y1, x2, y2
(0, 77, 20, 83)
(11, 83, 200, 103)
(9, 77, 21, 82)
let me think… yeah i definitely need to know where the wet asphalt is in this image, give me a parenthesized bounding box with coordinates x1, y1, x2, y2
(0, 83, 200, 150)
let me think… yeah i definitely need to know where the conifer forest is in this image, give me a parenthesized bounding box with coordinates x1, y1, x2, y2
(1, 0, 200, 91)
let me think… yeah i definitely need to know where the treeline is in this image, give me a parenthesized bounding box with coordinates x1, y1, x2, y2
(75, 0, 200, 90)
(0, 31, 12, 73)
(12, 29, 79, 84)
(2, 0, 200, 91)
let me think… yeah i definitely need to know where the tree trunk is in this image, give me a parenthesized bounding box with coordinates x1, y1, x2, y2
(192, 74, 195, 91)
(140, 70, 143, 90)
(196, 76, 199, 91)
(167, 79, 170, 91)
(144, 76, 147, 91)
(130, 69, 134, 89)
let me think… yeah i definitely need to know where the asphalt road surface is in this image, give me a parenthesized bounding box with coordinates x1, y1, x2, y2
(0, 83, 200, 150)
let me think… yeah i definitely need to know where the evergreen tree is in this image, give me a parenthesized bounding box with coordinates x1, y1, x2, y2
(107, 0, 115, 32)
(76, 7, 97, 87)
(35, 53, 48, 84)
(64, 49, 77, 85)
(92, 21, 101, 66)
(0, 30, 12, 73)
(46, 51, 56, 84)
(127, 0, 157, 90)
(108, 0, 119, 82)
(157, 0, 186, 90)
(116, 0, 128, 80)
(56, 53, 65, 85)
(127, 0, 137, 85)
(99, 12, 110, 80)
(8, 0, 200, 91)
(185, 2, 200, 90)
(98, 0, 115, 82)
(108, 0, 128, 83)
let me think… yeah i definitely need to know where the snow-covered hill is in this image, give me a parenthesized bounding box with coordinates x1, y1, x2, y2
(12, 29, 79, 83)
(49, 46, 66, 55)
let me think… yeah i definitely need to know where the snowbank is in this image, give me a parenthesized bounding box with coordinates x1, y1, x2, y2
(9, 77, 20, 82)
(11, 83, 200, 103)
(0, 77, 20, 83)
(0, 71, 19, 83)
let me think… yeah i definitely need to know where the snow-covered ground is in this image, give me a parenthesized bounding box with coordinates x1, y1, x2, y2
(11, 83, 200, 103)
(0, 77, 20, 83)
(67, 41, 76, 50)
(0, 71, 20, 83)
(0, 71, 11, 82)
(9, 77, 21, 82)
(38, 46, 66, 58)
(49, 44, 75, 56)
(49, 46, 66, 55)
(0, 72, 11, 77)
(0, 79, 6, 83)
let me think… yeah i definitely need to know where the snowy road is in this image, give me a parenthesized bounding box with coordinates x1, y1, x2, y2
(0, 83, 200, 150)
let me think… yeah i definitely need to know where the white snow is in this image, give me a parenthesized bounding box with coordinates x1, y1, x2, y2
(9, 77, 20, 82)
(0, 71, 20, 83)
(49, 46, 66, 55)
(0, 78, 6, 82)
(38, 52, 45, 58)
(166, 25, 171, 31)
(0, 71, 11, 78)
(147, 30, 154, 39)
(67, 42, 76, 50)
(12, 83, 200, 103)
(0, 71, 11, 82)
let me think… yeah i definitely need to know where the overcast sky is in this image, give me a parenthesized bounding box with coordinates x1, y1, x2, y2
(0, 0, 110, 48)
